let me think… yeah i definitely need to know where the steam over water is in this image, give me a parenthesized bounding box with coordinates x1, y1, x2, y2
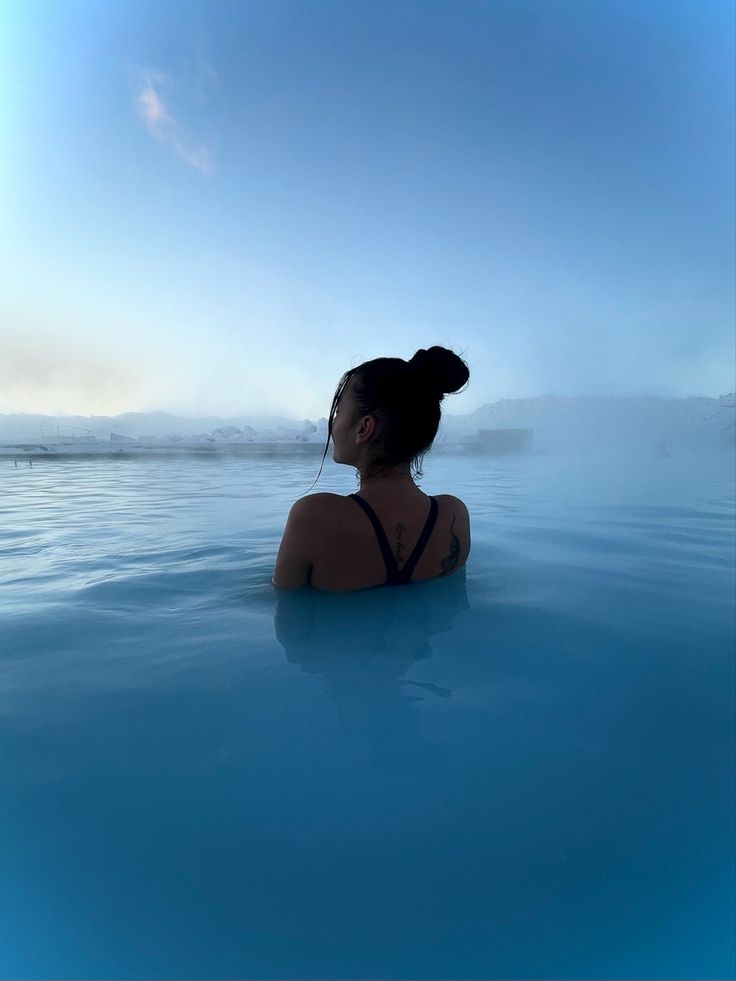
(2, 450, 734, 977)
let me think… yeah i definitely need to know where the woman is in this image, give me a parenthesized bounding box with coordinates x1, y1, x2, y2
(272, 346, 471, 591)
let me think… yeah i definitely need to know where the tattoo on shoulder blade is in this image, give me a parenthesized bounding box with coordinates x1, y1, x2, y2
(440, 512, 460, 576)
(394, 521, 407, 567)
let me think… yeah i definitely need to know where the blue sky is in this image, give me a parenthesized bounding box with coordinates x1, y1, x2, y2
(1, 0, 733, 418)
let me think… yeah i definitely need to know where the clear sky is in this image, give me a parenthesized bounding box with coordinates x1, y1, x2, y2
(1, 0, 734, 419)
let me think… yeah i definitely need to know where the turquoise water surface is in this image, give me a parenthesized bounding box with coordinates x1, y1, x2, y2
(1, 450, 734, 978)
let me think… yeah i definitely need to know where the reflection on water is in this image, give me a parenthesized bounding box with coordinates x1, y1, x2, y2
(276, 571, 469, 774)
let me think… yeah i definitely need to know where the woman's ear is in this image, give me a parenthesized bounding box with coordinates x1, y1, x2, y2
(355, 414, 379, 445)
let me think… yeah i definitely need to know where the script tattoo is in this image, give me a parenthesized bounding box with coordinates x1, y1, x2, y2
(394, 521, 407, 567)
(440, 512, 460, 576)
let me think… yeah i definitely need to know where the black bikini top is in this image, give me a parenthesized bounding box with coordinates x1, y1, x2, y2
(348, 494, 439, 586)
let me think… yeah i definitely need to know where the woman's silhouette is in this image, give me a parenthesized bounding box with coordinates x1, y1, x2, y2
(273, 346, 471, 591)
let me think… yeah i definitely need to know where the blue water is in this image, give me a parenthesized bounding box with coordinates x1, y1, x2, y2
(2, 451, 734, 979)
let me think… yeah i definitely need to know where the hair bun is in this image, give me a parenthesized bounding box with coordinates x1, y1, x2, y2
(409, 346, 470, 398)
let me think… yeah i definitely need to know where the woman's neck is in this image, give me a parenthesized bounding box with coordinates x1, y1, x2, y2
(358, 468, 419, 495)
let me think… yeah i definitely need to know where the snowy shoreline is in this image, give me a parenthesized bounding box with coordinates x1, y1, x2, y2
(2, 394, 733, 459)
(0, 440, 329, 458)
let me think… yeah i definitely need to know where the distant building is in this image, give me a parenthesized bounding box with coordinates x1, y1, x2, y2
(475, 428, 533, 454)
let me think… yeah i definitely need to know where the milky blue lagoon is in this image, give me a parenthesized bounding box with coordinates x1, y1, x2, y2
(1, 450, 734, 979)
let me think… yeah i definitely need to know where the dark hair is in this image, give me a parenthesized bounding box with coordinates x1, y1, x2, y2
(308, 346, 470, 489)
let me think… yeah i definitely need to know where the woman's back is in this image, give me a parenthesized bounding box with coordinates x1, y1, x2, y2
(309, 490, 470, 592)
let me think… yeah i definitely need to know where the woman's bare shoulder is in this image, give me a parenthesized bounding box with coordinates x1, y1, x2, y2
(296, 492, 348, 508)
(302, 491, 468, 522)
(298, 492, 355, 520)
(435, 493, 470, 516)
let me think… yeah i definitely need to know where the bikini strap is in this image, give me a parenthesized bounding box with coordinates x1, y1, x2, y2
(349, 494, 438, 584)
(349, 494, 396, 580)
(399, 496, 438, 581)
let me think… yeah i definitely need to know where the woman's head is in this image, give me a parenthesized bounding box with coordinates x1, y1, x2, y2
(310, 346, 470, 488)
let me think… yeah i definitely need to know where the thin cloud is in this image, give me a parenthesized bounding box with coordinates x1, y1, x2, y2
(134, 69, 214, 175)
(137, 73, 171, 129)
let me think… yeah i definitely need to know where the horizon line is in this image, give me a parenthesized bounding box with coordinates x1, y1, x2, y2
(1, 391, 734, 421)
